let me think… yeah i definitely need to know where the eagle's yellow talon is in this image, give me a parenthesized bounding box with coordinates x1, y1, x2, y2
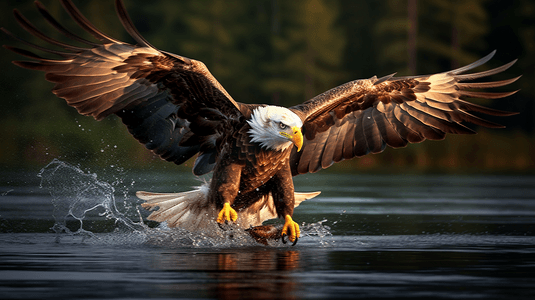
(281, 215, 300, 243)
(217, 202, 238, 223)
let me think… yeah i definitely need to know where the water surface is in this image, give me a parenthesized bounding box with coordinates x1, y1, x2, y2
(1, 163, 534, 299)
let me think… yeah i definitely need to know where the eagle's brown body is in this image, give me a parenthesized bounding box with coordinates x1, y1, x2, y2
(211, 130, 295, 218)
(4, 0, 519, 244)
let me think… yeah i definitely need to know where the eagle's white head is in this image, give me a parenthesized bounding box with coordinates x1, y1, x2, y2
(247, 106, 304, 152)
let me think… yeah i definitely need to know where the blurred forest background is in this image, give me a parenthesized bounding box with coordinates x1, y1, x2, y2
(0, 0, 533, 174)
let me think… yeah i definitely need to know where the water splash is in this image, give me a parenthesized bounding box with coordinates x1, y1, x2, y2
(301, 219, 335, 247)
(38, 159, 333, 247)
(145, 223, 263, 248)
(38, 159, 146, 237)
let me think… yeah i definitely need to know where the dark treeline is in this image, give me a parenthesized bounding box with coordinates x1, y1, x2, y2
(0, 0, 533, 173)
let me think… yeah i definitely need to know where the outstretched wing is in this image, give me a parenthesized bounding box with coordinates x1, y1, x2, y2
(3, 0, 244, 175)
(290, 51, 519, 175)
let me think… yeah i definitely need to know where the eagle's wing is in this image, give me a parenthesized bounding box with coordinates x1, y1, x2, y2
(3, 0, 244, 175)
(289, 51, 519, 175)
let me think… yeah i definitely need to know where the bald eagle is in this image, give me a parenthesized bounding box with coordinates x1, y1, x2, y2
(4, 0, 518, 244)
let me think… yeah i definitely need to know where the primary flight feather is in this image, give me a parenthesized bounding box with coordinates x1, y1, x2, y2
(3, 0, 519, 244)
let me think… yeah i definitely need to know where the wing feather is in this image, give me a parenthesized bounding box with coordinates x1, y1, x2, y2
(33, 1, 99, 47)
(290, 51, 518, 175)
(362, 109, 384, 154)
(402, 102, 475, 135)
(321, 123, 343, 169)
(381, 102, 425, 144)
(371, 108, 407, 148)
(59, 0, 122, 44)
(352, 111, 370, 157)
(395, 105, 446, 140)
(330, 121, 347, 163)
(341, 118, 357, 160)
(4, 0, 245, 175)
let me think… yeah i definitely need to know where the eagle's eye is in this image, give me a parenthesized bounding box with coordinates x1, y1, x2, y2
(279, 122, 287, 130)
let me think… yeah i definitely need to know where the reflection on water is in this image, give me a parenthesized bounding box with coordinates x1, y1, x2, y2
(149, 250, 301, 300)
(1, 233, 534, 299)
(0, 162, 535, 299)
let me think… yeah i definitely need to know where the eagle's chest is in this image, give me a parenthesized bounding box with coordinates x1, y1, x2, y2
(220, 141, 288, 198)
(217, 122, 293, 194)
(241, 147, 291, 188)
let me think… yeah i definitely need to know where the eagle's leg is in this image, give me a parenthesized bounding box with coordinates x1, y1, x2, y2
(211, 160, 242, 224)
(216, 202, 238, 223)
(281, 214, 300, 244)
(269, 163, 301, 244)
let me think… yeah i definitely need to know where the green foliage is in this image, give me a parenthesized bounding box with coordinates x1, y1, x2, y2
(0, 0, 533, 173)
(263, 0, 345, 104)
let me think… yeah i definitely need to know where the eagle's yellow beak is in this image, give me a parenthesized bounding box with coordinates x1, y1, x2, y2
(291, 126, 303, 152)
(280, 126, 303, 152)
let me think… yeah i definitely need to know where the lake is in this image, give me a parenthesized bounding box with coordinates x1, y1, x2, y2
(1, 160, 534, 299)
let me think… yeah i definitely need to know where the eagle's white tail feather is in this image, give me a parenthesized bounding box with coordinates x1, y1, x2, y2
(138, 185, 217, 232)
(294, 191, 321, 206)
(138, 183, 320, 231)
